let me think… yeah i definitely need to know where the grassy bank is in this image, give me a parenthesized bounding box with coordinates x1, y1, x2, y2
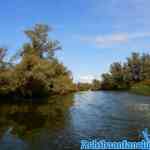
(131, 81, 150, 96)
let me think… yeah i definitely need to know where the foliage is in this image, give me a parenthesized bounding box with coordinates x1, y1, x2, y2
(0, 24, 74, 98)
(0, 48, 8, 69)
(131, 80, 150, 96)
(12, 24, 61, 60)
(0, 69, 14, 96)
(101, 73, 115, 90)
(76, 82, 92, 91)
(101, 52, 150, 92)
(91, 79, 101, 91)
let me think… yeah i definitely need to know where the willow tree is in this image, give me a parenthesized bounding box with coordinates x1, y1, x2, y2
(0, 24, 74, 98)
(24, 24, 61, 59)
(92, 79, 101, 90)
(0, 48, 7, 69)
(12, 24, 61, 61)
(127, 53, 141, 82)
(0, 48, 15, 96)
(11, 24, 74, 97)
(141, 53, 150, 80)
(101, 52, 150, 90)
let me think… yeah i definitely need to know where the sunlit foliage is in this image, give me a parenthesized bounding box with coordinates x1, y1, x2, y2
(101, 52, 150, 92)
(0, 24, 75, 98)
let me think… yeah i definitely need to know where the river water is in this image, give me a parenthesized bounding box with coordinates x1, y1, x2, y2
(0, 91, 150, 150)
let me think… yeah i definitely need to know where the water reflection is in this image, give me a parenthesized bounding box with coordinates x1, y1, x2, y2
(0, 91, 150, 149)
(0, 94, 74, 150)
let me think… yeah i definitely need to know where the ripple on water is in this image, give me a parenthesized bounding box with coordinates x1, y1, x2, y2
(0, 91, 150, 149)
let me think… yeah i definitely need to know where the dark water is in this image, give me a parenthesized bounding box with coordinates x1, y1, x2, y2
(0, 91, 150, 150)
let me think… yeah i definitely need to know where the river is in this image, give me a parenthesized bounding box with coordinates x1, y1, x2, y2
(0, 91, 150, 150)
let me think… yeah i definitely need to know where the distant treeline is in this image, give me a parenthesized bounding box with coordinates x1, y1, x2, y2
(0, 24, 76, 98)
(101, 53, 150, 88)
(77, 52, 150, 95)
(77, 79, 101, 91)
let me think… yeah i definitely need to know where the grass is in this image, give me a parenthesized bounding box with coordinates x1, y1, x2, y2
(131, 81, 150, 96)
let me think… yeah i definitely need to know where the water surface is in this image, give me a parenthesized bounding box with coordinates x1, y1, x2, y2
(0, 91, 150, 150)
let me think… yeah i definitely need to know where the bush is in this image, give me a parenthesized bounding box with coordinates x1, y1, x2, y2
(131, 80, 150, 96)
(11, 55, 74, 97)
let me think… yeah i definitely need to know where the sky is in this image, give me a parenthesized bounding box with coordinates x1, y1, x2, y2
(0, 0, 150, 83)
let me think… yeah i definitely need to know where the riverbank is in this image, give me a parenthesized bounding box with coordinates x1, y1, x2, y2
(130, 81, 150, 96)
(99, 88, 150, 96)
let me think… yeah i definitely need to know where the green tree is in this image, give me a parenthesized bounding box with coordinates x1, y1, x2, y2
(141, 53, 150, 80)
(0, 24, 75, 98)
(92, 79, 101, 90)
(110, 62, 124, 88)
(100, 52, 150, 91)
(0, 48, 7, 69)
(0, 48, 15, 96)
(101, 73, 115, 90)
(127, 52, 141, 82)
(77, 82, 92, 91)
(122, 62, 132, 87)
(12, 24, 61, 62)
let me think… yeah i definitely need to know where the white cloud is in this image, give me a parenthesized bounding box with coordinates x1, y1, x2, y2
(80, 32, 150, 47)
(76, 75, 101, 83)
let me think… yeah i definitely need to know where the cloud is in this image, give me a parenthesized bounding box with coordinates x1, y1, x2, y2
(76, 75, 101, 83)
(80, 32, 150, 47)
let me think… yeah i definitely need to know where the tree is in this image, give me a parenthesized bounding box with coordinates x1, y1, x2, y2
(0, 24, 75, 98)
(127, 53, 141, 82)
(12, 24, 61, 61)
(110, 62, 124, 88)
(141, 53, 150, 80)
(24, 24, 61, 59)
(100, 52, 150, 91)
(0, 48, 7, 69)
(0, 48, 15, 96)
(92, 79, 101, 90)
(13, 54, 74, 97)
(122, 62, 132, 86)
(77, 82, 92, 91)
(101, 73, 115, 90)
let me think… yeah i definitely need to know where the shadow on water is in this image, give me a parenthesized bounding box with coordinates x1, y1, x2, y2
(0, 94, 74, 150)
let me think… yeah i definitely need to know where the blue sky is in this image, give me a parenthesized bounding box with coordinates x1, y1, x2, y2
(0, 0, 150, 82)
